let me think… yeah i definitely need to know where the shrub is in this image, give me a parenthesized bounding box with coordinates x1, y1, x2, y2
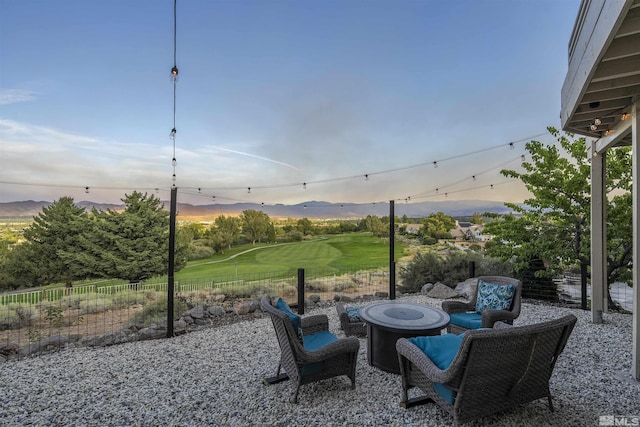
(6, 303, 39, 327)
(399, 250, 515, 293)
(111, 290, 147, 308)
(0, 305, 21, 328)
(78, 296, 115, 314)
(134, 297, 189, 327)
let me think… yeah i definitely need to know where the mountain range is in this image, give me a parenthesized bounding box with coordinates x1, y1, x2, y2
(0, 199, 517, 219)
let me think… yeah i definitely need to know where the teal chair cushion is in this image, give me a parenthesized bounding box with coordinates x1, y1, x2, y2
(475, 280, 515, 313)
(449, 312, 482, 330)
(301, 330, 339, 376)
(276, 298, 303, 343)
(408, 333, 464, 404)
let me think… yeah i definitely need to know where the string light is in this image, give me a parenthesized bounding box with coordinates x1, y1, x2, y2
(472, 175, 476, 181)
(509, 142, 514, 150)
(303, 182, 306, 189)
(85, 186, 89, 193)
(433, 161, 438, 168)
(169, 0, 178, 187)
(247, 187, 251, 194)
(365, 174, 369, 181)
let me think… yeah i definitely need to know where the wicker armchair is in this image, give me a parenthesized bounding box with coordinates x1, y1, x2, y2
(442, 276, 523, 334)
(261, 295, 360, 403)
(396, 314, 577, 426)
(336, 303, 367, 337)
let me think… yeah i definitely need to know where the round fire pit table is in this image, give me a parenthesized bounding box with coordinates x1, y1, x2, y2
(360, 301, 450, 374)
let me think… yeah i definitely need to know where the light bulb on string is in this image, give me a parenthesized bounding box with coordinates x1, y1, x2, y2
(435, 188, 439, 194)
(509, 142, 514, 150)
(169, 128, 176, 140)
(170, 66, 179, 82)
(85, 186, 89, 194)
(472, 175, 476, 181)
(521, 155, 525, 161)
(198, 188, 201, 194)
(303, 182, 306, 189)
(365, 174, 369, 181)
(590, 124, 598, 131)
(490, 184, 494, 189)
(445, 193, 448, 197)
(247, 187, 251, 194)
(433, 161, 438, 168)
(172, 158, 177, 167)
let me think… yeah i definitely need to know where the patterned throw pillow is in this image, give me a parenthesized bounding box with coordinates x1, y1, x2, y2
(345, 306, 362, 322)
(475, 281, 515, 313)
(276, 298, 304, 343)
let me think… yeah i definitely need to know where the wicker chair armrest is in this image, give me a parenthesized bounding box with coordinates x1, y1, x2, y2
(481, 310, 516, 328)
(301, 314, 329, 334)
(396, 338, 462, 384)
(442, 300, 474, 314)
(492, 320, 513, 330)
(298, 336, 360, 363)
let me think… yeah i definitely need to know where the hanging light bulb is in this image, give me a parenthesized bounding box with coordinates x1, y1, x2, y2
(433, 161, 438, 168)
(365, 174, 369, 181)
(198, 188, 201, 193)
(594, 118, 602, 126)
(170, 128, 176, 140)
(521, 155, 525, 161)
(509, 142, 514, 150)
(170, 66, 179, 82)
(85, 186, 89, 193)
(490, 184, 494, 189)
(303, 182, 307, 189)
(445, 193, 448, 197)
(472, 175, 476, 181)
(435, 188, 439, 194)
(172, 173, 176, 182)
(261, 202, 264, 207)
(172, 157, 177, 167)
(621, 113, 630, 121)
(247, 187, 251, 194)
(212, 195, 216, 200)
(303, 204, 307, 209)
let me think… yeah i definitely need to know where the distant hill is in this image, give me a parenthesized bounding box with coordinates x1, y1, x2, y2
(0, 199, 516, 219)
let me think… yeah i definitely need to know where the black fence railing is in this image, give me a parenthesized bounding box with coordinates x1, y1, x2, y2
(0, 265, 633, 360)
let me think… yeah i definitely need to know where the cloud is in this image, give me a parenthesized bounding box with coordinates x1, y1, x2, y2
(0, 89, 37, 105)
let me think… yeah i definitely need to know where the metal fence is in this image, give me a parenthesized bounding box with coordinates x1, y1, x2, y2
(0, 265, 634, 360)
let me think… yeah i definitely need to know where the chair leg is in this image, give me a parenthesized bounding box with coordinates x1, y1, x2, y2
(547, 395, 555, 412)
(290, 385, 300, 404)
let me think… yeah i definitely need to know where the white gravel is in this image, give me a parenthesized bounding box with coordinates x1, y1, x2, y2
(1, 294, 638, 426)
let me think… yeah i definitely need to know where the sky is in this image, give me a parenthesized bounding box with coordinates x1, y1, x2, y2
(0, 0, 582, 207)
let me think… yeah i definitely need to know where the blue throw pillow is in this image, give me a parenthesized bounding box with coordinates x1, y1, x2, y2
(345, 306, 362, 322)
(475, 281, 515, 313)
(276, 298, 303, 343)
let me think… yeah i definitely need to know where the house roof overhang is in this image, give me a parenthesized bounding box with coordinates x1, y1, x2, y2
(561, 0, 640, 150)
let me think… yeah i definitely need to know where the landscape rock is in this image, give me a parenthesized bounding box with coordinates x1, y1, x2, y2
(208, 306, 225, 316)
(421, 283, 434, 294)
(427, 283, 459, 299)
(184, 305, 205, 319)
(455, 278, 478, 299)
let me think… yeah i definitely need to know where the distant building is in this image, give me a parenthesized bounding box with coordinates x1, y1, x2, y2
(450, 220, 489, 242)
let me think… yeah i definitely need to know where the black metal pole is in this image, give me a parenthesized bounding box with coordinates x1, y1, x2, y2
(167, 187, 177, 338)
(297, 268, 305, 315)
(389, 200, 396, 300)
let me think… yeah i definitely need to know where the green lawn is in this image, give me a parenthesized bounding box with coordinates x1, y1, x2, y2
(175, 232, 404, 282)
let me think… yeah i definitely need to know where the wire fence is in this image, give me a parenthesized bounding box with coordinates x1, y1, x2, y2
(0, 265, 633, 360)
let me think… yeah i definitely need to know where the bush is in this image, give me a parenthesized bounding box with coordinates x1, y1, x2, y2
(78, 296, 115, 314)
(134, 297, 189, 327)
(399, 250, 515, 293)
(0, 304, 21, 328)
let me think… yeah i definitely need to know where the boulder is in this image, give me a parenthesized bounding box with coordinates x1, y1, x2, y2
(421, 283, 435, 294)
(184, 305, 205, 319)
(208, 306, 225, 316)
(427, 283, 459, 299)
(455, 278, 478, 299)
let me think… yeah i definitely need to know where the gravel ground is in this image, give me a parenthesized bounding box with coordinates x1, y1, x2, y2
(0, 294, 638, 427)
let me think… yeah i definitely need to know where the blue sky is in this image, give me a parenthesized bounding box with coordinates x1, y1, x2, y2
(0, 0, 581, 207)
